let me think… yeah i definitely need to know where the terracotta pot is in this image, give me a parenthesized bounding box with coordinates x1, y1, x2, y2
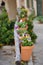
(21, 45, 34, 61)
(21, 17, 27, 22)
(18, 28, 27, 30)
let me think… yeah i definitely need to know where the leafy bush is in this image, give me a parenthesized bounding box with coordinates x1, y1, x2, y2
(0, 7, 15, 45)
(27, 13, 37, 43)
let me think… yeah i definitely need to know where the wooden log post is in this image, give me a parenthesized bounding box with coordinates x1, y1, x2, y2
(14, 20, 21, 65)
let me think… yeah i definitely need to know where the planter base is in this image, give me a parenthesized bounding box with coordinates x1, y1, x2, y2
(21, 45, 34, 61)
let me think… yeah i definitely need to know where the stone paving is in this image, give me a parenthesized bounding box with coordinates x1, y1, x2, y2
(32, 20, 43, 65)
(0, 47, 16, 65)
(0, 20, 43, 65)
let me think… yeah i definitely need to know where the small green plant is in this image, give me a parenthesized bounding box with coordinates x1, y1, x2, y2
(16, 21, 27, 28)
(21, 38, 34, 46)
(37, 16, 43, 23)
(17, 30, 24, 36)
(21, 61, 25, 65)
(19, 7, 27, 18)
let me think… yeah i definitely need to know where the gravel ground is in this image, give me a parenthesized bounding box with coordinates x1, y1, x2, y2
(0, 47, 16, 65)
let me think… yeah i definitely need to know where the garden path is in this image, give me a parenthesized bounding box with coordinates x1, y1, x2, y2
(32, 20, 43, 65)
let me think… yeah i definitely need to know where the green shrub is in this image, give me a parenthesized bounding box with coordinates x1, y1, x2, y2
(37, 16, 43, 23)
(0, 7, 15, 45)
(27, 13, 37, 43)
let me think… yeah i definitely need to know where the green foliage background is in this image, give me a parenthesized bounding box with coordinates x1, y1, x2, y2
(0, 7, 15, 45)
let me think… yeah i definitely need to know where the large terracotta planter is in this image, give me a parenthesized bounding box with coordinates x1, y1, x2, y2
(21, 45, 34, 61)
